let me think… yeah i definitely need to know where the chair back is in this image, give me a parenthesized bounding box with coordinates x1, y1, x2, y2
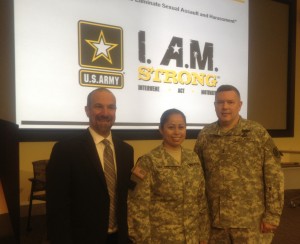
(27, 159, 48, 231)
(32, 160, 48, 191)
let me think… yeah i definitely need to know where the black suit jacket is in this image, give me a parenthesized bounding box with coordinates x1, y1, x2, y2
(46, 130, 134, 243)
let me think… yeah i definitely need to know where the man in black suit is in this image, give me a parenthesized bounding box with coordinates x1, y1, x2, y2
(46, 88, 134, 243)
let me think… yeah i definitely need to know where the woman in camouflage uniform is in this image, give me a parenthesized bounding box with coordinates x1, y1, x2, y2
(128, 109, 210, 244)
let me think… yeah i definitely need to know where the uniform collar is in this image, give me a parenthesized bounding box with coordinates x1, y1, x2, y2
(213, 117, 250, 136)
(159, 144, 182, 167)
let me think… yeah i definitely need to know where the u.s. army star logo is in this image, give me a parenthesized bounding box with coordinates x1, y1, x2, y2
(78, 21, 123, 71)
(85, 30, 118, 64)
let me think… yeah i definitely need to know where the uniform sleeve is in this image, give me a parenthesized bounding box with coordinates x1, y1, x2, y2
(197, 156, 211, 242)
(194, 132, 207, 179)
(128, 156, 152, 244)
(262, 135, 284, 226)
(194, 132, 202, 156)
(194, 132, 210, 240)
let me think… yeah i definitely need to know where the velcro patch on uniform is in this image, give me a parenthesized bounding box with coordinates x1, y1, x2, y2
(241, 129, 250, 137)
(132, 165, 147, 180)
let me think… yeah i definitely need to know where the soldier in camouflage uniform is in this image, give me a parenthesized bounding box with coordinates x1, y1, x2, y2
(128, 109, 210, 244)
(194, 85, 284, 244)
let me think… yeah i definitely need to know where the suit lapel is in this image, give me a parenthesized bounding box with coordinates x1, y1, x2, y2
(81, 130, 108, 187)
(112, 137, 125, 189)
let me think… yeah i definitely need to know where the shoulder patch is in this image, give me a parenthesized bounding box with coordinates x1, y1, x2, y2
(132, 165, 147, 180)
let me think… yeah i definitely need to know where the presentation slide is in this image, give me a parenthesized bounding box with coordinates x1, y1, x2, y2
(14, 0, 248, 129)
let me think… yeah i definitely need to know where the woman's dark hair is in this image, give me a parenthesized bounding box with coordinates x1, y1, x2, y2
(159, 108, 186, 129)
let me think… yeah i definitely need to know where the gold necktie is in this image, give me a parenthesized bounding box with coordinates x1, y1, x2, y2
(102, 139, 117, 229)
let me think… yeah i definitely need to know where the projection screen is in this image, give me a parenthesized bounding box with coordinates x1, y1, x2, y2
(14, 0, 249, 130)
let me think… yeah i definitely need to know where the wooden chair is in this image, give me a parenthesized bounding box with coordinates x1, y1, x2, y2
(26, 160, 48, 231)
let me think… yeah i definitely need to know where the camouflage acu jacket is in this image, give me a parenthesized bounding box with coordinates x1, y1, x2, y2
(128, 144, 210, 243)
(194, 117, 284, 228)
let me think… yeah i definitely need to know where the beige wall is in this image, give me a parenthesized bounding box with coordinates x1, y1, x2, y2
(274, 3, 300, 153)
(19, 2, 300, 206)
